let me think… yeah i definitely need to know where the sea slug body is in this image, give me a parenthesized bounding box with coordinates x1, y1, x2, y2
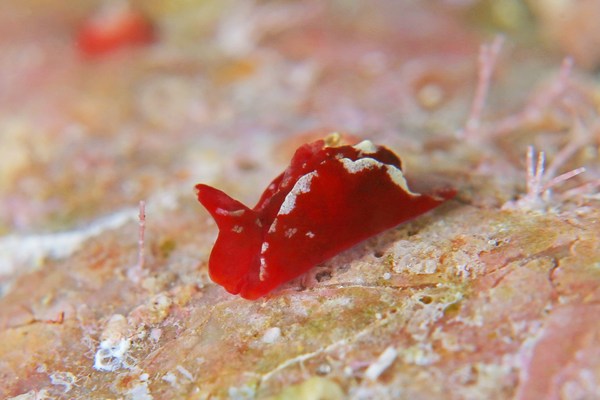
(195, 138, 455, 299)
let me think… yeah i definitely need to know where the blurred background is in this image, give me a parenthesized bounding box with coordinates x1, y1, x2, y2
(2, 0, 598, 234)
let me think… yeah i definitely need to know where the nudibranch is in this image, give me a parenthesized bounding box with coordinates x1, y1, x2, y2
(195, 138, 455, 299)
(77, 3, 154, 57)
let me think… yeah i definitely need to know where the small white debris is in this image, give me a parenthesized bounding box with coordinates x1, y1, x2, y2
(160, 366, 193, 386)
(306, 231, 315, 238)
(401, 343, 440, 366)
(284, 228, 298, 238)
(176, 365, 194, 381)
(353, 140, 378, 154)
(93, 338, 132, 371)
(392, 241, 441, 274)
(50, 371, 77, 393)
(94, 314, 134, 371)
(316, 363, 332, 375)
(422, 259, 438, 274)
(456, 263, 470, 278)
(383, 272, 391, 280)
(232, 225, 244, 233)
(364, 346, 398, 381)
(228, 385, 255, 400)
(7, 389, 51, 400)
(162, 372, 177, 385)
(128, 382, 153, 400)
(261, 327, 281, 344)
(149, 328, 162, 342)
(279, 171, 318, 215)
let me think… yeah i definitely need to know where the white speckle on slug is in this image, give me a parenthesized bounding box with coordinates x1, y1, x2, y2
(216, 208, 245, 217)
(268, 219, 278, 233)
(284, 228, 298, 238)
(339, 158, 417, 195)
(259, 256, 267, 281)
(278, 171, 318, 215)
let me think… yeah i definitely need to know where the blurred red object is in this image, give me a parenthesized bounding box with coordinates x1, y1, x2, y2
(77, 2, 154, 57)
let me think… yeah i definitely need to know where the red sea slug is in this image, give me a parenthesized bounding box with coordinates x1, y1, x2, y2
(196, 138, 455, 299)
(77, 3, 154, 57)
